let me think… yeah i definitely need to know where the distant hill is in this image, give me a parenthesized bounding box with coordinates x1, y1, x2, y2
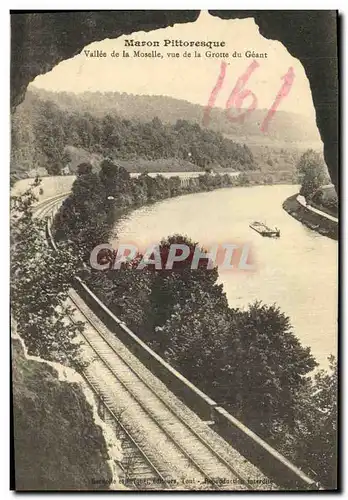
(27, 86, 321, 145)
(11, 87, 322, 183)
(11, 89, 257, 181)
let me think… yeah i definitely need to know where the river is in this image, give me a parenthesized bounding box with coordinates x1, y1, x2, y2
(114, 185, 338, 369)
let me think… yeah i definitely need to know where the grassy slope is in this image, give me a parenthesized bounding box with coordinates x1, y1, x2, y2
(12, 338, 112, 491)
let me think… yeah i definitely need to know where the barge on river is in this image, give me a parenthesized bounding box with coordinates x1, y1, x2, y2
(249, 221, 280, 238)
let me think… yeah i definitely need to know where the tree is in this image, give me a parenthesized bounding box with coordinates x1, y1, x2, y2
(11, 89, 259, 181)
(11, 179, 84, 364)
(159, 297, 318, 441)
(77, 162, 93, 176)
(297, 150, 330, 199)
(99, 159, 133, 206)
(143, 235, 228, 352)
(286, 356, 337, 488)
(237, 172, 251, 186)
(151, 116, 163, 129)
(160, 294, 231, 390)
(84, 259, 153, 335)
(223, 303, 318, 436)
(54, 163, 112, 259)
(35, 100, 66, 173)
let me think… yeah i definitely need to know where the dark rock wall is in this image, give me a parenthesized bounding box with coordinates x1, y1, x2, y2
(12, 338, 113, 490)
(10, 10, 338, 191)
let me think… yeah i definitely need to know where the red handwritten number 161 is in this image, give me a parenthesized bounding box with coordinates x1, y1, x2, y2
(203, 60, 295, 133)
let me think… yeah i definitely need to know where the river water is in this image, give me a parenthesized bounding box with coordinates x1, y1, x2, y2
(114, 185, 338, 369)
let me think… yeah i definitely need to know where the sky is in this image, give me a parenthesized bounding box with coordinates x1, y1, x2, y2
(31, 11, 317, 119)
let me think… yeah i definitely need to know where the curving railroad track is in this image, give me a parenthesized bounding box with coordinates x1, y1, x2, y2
(32, 192, 70, 219)
(35, 193, 277, 491)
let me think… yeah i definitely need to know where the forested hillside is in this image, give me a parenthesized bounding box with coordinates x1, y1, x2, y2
(11, 89, 255, 183)
(27, 87, 321, 143)
(11, 87, 322, 183)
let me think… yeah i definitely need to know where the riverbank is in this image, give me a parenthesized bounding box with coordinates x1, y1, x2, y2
(282, 194, 338, 241)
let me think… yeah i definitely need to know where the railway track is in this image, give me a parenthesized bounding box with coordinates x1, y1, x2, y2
(82, 371, 168, 490)
(68, 289, 271, 491)
(32, 192, 70, 219)
(36, 194, 276, 491)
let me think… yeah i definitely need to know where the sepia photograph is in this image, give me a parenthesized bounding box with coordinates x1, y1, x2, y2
(10, 9, 339, 492)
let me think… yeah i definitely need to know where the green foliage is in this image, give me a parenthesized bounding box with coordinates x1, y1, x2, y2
(161, 299, 317, 438)
(54, 163, 114, 259)
(297, 149, 330, 199)
(11, 92, 255, 179)
(276, 356, 337, 489)
(11, 179, 84, 364)
(237, 172, 251, 186)
(146, 235, 228, 351)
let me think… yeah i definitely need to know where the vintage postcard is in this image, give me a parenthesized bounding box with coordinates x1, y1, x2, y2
(10, 10, 338, 491)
